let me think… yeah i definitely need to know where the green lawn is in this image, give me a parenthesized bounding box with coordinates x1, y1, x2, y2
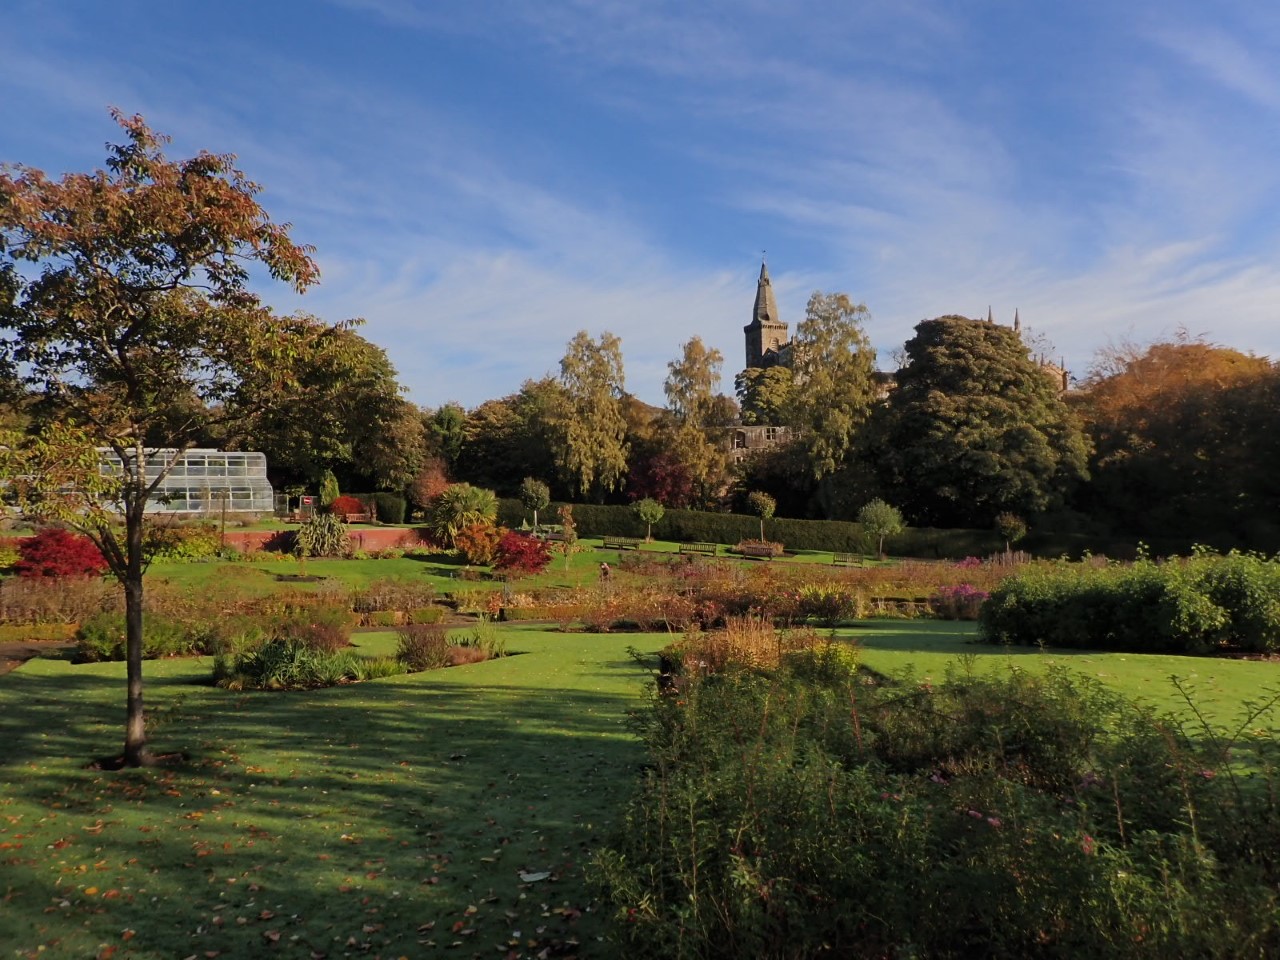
(842, 620, 1280, 733)
(0, 627, 668, 959)
(4, 619, 1280, 958)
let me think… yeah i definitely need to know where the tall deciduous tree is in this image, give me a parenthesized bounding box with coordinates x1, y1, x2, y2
(734, 365, 795, 426)
(239, 324, 424, 490)
(787, 292, 878, 482)
(550, 331, 629, 501)
(661, 336, 731, 508)
(1074, 335, 1277, 542)
(879, 315, 1089, 527)
(0, 111, 341, 767)
(453, 379, 561, 496)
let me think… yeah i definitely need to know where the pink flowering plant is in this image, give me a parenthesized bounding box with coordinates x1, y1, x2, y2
(930, 583, 990, 620)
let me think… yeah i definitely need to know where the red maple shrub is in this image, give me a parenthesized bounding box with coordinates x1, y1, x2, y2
(328, 495, 366, 518)
(493, 531, 552, 575)
(16, 528, 108, 579)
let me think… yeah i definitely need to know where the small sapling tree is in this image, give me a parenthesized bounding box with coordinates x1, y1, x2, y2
(858, 498, 905, 559)
(747, 491, 777, 542)
(994, 512, 1028, 554)
(519, 477, 551, 531)
(632, 497, 665, 541)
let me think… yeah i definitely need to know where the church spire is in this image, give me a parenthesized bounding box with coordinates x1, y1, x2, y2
(744, 258, 789, 369)
(753, 259, 779, 326)
(986, 306, 994, 323)
(1013, 309, 1021, 334)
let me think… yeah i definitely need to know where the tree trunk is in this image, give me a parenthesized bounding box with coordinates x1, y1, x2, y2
(122, 502, 150, 766)
(759, 518, 765, 542)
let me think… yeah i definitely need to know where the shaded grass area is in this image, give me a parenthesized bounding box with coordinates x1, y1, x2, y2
(0, 627, 668, 959)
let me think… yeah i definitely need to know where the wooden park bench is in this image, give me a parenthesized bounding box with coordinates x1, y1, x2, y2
(739, 543, 779, 560)
(678, 541, 718, 557)
(540, 531, 567, 543)
(832, 552, 862, 567)
(602, 535, 642, 550)
(341, 512, 373, 524)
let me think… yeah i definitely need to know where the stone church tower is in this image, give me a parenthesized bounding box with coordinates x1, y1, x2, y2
(743, 261, 790, 369)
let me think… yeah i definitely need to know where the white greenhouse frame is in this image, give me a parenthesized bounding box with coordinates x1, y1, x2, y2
(97, 448, 274, 515)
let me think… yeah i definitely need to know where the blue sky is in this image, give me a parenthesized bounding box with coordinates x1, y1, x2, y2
(5, 0, 1280, 407)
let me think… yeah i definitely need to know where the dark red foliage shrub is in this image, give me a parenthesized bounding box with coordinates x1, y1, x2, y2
(328, 495, 366, 517)
(493, 531, 553, 575)
(627, 451, 695, 509)
(16, 529, 108, 579)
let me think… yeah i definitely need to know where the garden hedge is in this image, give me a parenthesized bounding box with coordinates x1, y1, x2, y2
(980, 550, 1280, 654)
(498, 499, 1001, 558)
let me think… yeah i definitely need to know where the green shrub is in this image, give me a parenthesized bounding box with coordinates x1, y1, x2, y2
(144, 521, 222, 561)
(371, 492, 407, 524)
(75, 612, 198, 662)
(294, 512, 352, 558)
(213, 639, 364, 690)
(980, 552, 1280, 654)
(407, 606, 443, 624)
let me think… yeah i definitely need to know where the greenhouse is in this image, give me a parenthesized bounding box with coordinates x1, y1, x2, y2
(98, 448, 274, 514)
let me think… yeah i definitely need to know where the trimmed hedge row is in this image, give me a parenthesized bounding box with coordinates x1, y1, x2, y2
(497, 499, 1003, 559)
(980, 551, 1280, 653)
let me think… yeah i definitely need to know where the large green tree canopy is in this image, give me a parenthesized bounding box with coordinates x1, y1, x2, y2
(879, 315, 1089, 527)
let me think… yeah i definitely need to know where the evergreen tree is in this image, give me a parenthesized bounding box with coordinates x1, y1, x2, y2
(879, 316, 1089, 527)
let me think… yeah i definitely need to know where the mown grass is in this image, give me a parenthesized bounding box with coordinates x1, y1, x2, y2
(0, 627, 668, 959)
(4, 618, 1279, 958)
(842, 619, 1280, 734)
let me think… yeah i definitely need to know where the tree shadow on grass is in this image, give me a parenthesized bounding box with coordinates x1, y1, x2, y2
(0, 651, 658, 957)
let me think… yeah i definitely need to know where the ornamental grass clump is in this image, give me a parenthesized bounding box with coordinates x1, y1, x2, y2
(212, 639, 365, 690)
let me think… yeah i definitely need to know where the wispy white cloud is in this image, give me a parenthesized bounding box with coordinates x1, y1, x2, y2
(6, 0, 1280, 412)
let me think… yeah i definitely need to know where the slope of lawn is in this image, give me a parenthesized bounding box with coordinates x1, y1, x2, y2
(0, 626, 668, 959)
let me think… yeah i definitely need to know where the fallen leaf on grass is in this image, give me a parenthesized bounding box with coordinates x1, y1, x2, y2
(518, 871, 551, 883)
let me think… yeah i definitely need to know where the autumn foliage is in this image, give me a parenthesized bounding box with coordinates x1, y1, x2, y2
(493, 531, 553, 575)
(454, 521, 503, 565)
(327, 495, 367, 518)
(16, 528, 108, 579)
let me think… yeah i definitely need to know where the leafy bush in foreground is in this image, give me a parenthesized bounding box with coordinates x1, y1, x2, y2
(593, 649, 1280, 958)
